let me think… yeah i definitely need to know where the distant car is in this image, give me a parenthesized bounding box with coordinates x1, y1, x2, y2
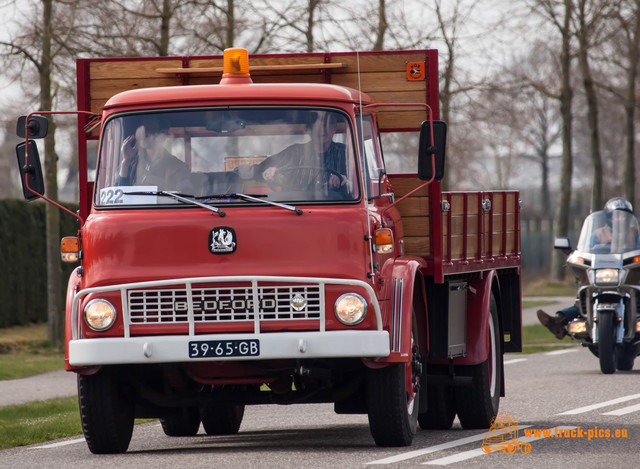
(481, 412, 531, 454)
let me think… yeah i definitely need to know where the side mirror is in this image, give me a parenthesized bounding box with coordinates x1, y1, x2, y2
(16, 115, 49, 139)
(554, 237, 572, 255)
(16, 140, 45, 201)
(418, 120, 446, 181)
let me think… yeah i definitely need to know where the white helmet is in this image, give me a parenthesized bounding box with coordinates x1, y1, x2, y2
(605, 197, 633, 214)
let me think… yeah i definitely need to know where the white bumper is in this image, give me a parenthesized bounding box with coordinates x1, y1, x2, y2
(68, 330, 390, 366)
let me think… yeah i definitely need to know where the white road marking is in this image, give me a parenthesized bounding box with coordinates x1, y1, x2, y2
(366, 431, 498, 465)
(545, 348, 579, 356)
(367, 426, 532, 465)
(29, 437, 85, 449)
(423, 426, 575, 466)
(558, 393, 640, 415)
(504, 358, 527, 365)
(602, 402, 640, 416)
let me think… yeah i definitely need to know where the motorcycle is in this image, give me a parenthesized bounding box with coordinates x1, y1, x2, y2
(555, 209, 640, 374)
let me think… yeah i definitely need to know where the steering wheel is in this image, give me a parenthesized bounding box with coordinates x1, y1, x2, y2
(266, 166, 343, 191)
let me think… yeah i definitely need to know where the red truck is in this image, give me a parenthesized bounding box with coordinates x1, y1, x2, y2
(16, 48, 522, 454)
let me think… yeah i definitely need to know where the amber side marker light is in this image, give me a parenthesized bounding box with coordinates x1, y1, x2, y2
(374, 228, 394, 254)
(61, 236, 80, 263)
(221, 48, 252, 84)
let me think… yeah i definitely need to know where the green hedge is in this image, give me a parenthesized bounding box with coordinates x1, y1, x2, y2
(0, 199, 79, 328)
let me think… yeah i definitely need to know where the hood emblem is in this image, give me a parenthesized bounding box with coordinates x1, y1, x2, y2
(209, 227, 237, 254)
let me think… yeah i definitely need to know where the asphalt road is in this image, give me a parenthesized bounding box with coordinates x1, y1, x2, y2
(1, 333, 638, 468)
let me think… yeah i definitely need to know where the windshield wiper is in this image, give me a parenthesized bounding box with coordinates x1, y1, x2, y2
(197, 192, 303, 216)
(124, 190, 225, 217)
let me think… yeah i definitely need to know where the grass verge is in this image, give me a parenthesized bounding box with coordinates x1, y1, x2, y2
(519, 323, 577, 354)
(0, 397, 154, 450)
(0, 323, 64, 380)
(0, 352, 65, 381)
(522, 277, 575, 297)
(0, 397, 81, 450)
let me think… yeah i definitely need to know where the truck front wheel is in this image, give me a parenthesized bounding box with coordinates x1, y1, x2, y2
(366, 317, 420, 446)
(78, 368, 134, 454)
(454, 295, 501, 429)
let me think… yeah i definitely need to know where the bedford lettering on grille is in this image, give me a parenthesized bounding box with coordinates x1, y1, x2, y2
(174, 298, 277, 313)
(127, 285, 322, 324)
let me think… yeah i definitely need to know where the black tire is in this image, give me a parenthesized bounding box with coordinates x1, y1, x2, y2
(616, 343, 635, 371)
(77, 369, 134, 454)
(455, 295, 501, 429)
(418, 383, 455, 430)
(598, 311, 616, 374)
(200, 404, 245, 435)
(160, 407, 201, 436)
(367, 317, 420, 446)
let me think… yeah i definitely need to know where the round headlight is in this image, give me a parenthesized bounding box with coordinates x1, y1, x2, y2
(84, 299, 117, 331)
(334, 293, 367, 325)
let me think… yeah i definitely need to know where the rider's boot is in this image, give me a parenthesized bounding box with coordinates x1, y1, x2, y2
(536, 310, 568, 340)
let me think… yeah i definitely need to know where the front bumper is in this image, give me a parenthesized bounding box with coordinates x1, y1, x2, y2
(68, 330, 390, 366)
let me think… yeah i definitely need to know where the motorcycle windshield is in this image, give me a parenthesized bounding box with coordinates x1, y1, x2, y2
(576, 210, 640, 254)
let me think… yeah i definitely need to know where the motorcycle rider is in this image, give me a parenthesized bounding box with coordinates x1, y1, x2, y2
(537, 197, 638, 339)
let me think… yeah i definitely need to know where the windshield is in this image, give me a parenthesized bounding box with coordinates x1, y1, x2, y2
(94, 108, 359, 207)
(576, 209, 640, 254)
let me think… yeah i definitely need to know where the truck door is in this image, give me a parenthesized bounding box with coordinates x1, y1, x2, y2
(358, 115, 397, 276)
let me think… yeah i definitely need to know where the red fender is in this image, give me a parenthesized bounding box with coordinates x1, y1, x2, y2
(64, 268, 99, 375)
(64, 267, 83, 371)
(453, 270, 497, 366)
(374, 256, 429, 363)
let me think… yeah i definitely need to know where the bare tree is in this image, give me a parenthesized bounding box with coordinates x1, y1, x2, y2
(0, 0, 85, 344)
(523, 0, 575, 281)
(372, 0, 387, 50)
(574, 0, 613, 211)
(187, 0, 238, 53)
(427, 0, 493, 191)
(602, 0, 640, 210)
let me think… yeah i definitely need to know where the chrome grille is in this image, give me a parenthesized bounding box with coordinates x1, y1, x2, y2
(128, 284, 321, 324)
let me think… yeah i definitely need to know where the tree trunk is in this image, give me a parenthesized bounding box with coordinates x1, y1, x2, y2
(550, 0, 573, 282)
(373, 0, 387, 50)
(159, 0, 171, 56)
(623, 3, 639, 209)
(576, 1, 602, 212)
(41, 0, 63, 345)
(225, 0, 235, 48)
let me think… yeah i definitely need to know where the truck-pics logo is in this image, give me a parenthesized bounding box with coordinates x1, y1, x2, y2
(209, 227, 237, 254)
(482, 412, 531, 454)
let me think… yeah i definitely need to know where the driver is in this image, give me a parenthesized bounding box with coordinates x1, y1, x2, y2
(537, 197, 639, 339)
(590, 197, 639, 248)
(256, 112, 349, 192)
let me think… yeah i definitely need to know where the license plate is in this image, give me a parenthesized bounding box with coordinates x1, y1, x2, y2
(189, 339, 260, 358)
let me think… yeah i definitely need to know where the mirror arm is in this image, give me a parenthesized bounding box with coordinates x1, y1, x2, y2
(20, 109, 97, 227)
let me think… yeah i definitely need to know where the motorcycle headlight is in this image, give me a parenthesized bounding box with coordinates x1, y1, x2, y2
(84, 299, 117, 331)
(594, 268, 619, 286)
(334, 293, 367, 325)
